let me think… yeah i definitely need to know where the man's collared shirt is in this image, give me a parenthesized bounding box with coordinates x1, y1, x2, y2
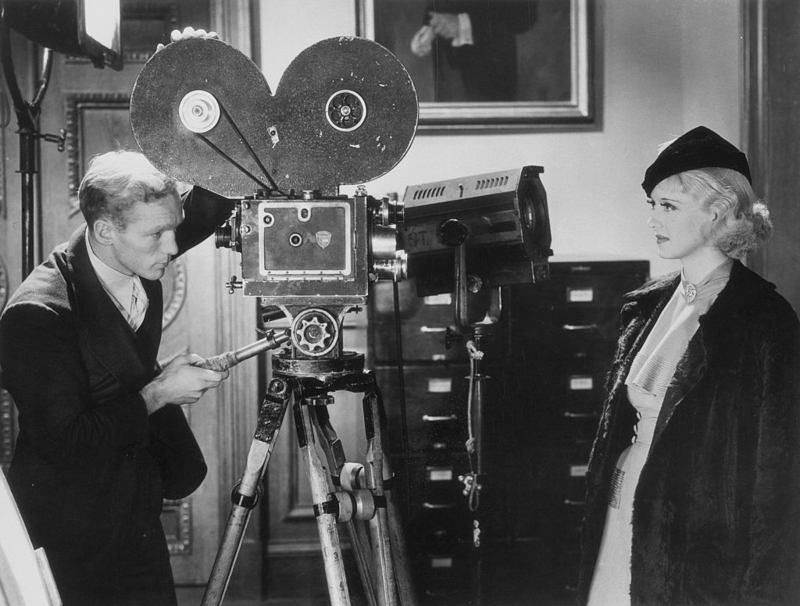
(85, 228, 149, 330)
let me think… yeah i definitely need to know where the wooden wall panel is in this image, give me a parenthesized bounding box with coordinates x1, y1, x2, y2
(745, 0, 800, 311)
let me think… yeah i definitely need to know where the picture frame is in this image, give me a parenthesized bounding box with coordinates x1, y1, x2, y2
(356, 0, 596, 130)
(64, 92, 134, 213)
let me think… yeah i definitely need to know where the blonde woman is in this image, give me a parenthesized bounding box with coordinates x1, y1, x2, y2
(579, 126, 800, 605)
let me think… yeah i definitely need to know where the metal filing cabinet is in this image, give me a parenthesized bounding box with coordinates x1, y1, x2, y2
(499, 258, 650, 602)
(369, 259, 650, 605)
(371, 278, 476, 605)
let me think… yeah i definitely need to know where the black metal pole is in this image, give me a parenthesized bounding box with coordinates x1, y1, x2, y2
(19, 125, 36, 277)
(1, 24, 53, 278)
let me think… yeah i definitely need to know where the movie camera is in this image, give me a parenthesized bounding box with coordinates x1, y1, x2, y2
(131, 36, 417, 363)
(129, 34, 551, 606)
(130, 36, 551, 344)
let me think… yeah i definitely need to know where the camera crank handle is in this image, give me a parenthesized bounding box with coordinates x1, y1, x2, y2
(195, 329, 290, 371)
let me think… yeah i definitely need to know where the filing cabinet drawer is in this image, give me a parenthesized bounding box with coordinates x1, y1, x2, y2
(540, 444, 591, 507)
(560, 461, 590, 505)
(407, 501, 473, 546)
(377, 365, 468, 452)
(403, 456, 471, 509)
(512, 306, 620, 353)
(371, 280, 464, 362)
(508, 260, 649, 346)
(519, 260, 649, 311)
(391, 454, 472, 522)
(563, 370, 605, 417)
(414, 544, 474, 603)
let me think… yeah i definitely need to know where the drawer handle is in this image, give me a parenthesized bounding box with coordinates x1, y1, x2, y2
(563, 499, 586, 506)
(420, 326, 447, 333)
(563, 412, 597, 419)
(422, 414, 458, 423)
(422, 502, 456, 510)
(562, 323, 598, 331)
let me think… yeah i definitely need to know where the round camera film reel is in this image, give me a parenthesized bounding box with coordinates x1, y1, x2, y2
(179, 90, 221, 134)
(326, 90, 367, 132)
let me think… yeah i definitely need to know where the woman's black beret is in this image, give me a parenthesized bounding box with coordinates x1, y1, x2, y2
(642, 126, 752, 196)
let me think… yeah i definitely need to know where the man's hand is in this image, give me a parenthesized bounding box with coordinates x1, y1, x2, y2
(429, 12, 460, 40)
(410, 24, 435, 57)
(140, 353, 229, 414)
(156, 26, 219, 52)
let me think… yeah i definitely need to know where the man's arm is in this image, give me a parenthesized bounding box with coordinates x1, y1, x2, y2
(140, 353, 229, 414)
(0, 302, 228, 460)
(0, 302, 150, 462)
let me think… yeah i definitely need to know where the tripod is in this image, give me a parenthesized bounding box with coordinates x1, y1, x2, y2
(199, 311, 415, 606)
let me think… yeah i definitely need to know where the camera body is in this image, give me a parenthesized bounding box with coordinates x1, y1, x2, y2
(216, 190, 404, 308)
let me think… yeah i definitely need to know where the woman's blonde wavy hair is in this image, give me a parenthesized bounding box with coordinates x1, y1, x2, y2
(667, 167, 772, 259)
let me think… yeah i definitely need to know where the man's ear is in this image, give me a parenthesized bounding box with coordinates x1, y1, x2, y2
(93, 218, 116, 245)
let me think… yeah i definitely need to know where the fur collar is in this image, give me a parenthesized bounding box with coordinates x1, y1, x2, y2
(621, 260, 776, 330)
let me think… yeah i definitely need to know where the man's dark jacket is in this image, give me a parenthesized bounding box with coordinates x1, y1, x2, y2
(578, 260, 800, 605)
(0, 188, 233, 605)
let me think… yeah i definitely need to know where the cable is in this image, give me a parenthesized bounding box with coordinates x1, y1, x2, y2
(392, 280, 412, 515)
(465, 339, 483, 512)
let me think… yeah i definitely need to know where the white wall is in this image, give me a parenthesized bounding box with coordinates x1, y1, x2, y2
(258, 0, 743, 279)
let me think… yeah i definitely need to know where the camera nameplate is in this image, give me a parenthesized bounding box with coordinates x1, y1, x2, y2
(257, 202, 353, 278)
(239, 195, 370, 305)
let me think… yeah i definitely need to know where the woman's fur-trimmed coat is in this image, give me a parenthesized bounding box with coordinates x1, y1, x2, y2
(577, 261, 800, 605)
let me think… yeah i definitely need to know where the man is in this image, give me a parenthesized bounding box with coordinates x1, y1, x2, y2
(410, 0, 536, 102)
(0, 149, 233, 605)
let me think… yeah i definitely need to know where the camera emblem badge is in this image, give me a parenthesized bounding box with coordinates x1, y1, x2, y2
(316, 231, 332, 249)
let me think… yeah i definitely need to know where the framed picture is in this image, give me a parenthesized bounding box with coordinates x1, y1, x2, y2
(64, 92, 134, 212)
(357, 0, 596, 129)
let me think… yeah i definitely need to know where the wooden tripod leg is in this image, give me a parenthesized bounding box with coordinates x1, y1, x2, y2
(310, 406, 379, 606)
(382, 457, 417, 606)
(201, 379, 291, 606)
(347, 519, 379, 606)
(296, 403, 351, 606)
(362, 390, 398, 606)
(364, 381, 418, 606)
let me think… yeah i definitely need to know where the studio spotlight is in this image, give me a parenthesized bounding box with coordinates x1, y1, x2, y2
(2, 0, 122, 70)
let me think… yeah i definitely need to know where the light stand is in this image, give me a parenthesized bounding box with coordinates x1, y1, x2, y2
(437, 220, 503, 605)
(0, 0, 121, 277)
(0, 27, 63, 277)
